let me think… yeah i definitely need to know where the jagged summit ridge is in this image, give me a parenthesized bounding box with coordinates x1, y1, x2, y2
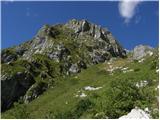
(2, 19, 126, 64)
(66, 19, 109, 38)
(23, 19, 126, 59)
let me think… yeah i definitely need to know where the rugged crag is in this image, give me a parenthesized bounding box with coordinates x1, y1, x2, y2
(1, 19, 126, 111)
(132, 45, 154, 60)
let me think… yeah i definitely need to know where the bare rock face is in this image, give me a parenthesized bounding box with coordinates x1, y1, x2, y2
(1, 71, 35, 111)
(24, 82, 48, 103)
(133, 45, 153, 60)
(65, 19, 126, 58)
(1, 49, 18, 63)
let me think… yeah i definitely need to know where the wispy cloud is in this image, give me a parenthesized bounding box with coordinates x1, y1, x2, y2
(26, 7, 38, 17)
(118, 0, 142, 24)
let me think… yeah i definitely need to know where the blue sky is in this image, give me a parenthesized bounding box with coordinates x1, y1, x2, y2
(1, 1, 159, 50)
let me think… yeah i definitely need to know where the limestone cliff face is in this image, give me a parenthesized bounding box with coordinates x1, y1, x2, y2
(65, 19, 126, 58)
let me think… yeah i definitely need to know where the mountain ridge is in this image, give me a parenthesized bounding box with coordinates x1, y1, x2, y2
(1, 19, 127, 111)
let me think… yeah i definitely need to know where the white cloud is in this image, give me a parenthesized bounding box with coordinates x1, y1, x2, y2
(118, 0, 142, 24)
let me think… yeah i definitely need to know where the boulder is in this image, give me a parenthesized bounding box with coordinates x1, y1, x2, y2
(119, 108, 151, 119)
(133, 45, 153, 60)
(69, 63, 80, 73)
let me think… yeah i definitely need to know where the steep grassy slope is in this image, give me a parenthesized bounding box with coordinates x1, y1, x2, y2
(2, 52, 158, 119)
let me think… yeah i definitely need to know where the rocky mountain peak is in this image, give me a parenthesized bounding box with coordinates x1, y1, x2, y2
(65, 19, 109, 39)
(65, 19, 126, 57)
(1, 19, 127, 111)
(66, 19, 91, 33)
(2, 19, 127, 65)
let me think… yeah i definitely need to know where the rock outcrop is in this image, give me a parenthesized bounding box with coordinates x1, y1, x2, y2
(119, 108, 151, 119)
(132, 45, 153, 60)
(24, 82, 48, 103)
(1, 48, 18, 63)
(65, 19, 126, 58)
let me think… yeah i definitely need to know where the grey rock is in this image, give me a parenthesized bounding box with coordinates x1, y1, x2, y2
(37, 24, 59, 38)
(94, 25, 102, 39)
(81, 20, 90, 32)
(24, 82, 47, 103)
(91, 52, 106, 64)
(2, 55, 17, 63)
(66, 19, 126, 58)
(1, 49, 17, 63)
(69, 64, 80, 73)
(90, 49, 110, 64)
(48, 51, 61, 62)
(15, 47, 27, 56)
(133, 45, 153, 60)
(48, 44, 70, 62)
